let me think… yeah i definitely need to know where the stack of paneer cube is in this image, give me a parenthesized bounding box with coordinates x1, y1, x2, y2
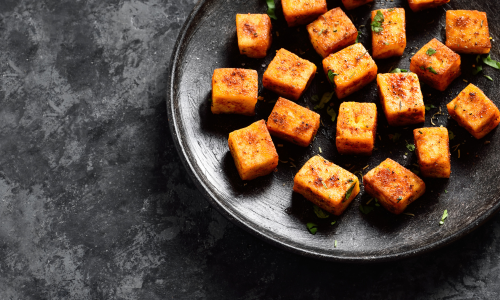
(210, 2, 500, 220)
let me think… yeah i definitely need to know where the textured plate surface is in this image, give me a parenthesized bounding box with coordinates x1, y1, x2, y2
(167, 0, 500, 262)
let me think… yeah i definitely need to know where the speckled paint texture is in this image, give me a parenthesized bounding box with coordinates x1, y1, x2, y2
(0, 0, 500, 299)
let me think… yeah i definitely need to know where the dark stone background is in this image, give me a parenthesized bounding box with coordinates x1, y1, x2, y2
(0, 0, 499, 299)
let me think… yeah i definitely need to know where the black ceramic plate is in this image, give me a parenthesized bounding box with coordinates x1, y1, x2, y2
(167, 0, 500, 262)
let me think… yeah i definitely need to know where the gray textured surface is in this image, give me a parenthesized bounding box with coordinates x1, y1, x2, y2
(0, 0, 499, 299)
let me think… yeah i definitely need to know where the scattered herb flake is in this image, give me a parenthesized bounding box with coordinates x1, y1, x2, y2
(371, 10, 384, 33)
(482, 54, 500, 70)
(426, 48, 437, 56)
(331, 221, 336, 225)
(313, 205, 330, 219)
(484, 74, 493, 81)
(266, 0, 277, 20)
(449, 130, 455, 140)
(406, 142, 415, 151)
(328, 70, 338, 86)
(388, 8, 395, 12)
(318, 29, 324, 36)
(344, 182, 356, 201)
(355, 31, 361, 43)
(359, 204, 374, 215)
(306, 222, 318, 234)
(427, 66, 438, 74)
(334, 240, 337, 247)
(391, 68, 408, 73)
(314, 92, 334, 110)
(445, 190, 448, 193)
(397, 196, 403, 202)
(319, 147, 322, 153)
(418, 130, 423, 134)
(425, 104, 436, 111)
(357, 51, 368, 60)
(327, 107, 337, 122)
(321, 181, 328, 189)
(472, 64, 483, 75)
(439, 209, 448, 225)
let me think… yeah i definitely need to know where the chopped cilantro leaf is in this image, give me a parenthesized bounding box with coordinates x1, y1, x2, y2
(427, 66, 438, 74)
(314, 92, 334, 110)
(371, 11, 384, 33)
(472, 64, 483, 75)
(331, 221, 336, 225)
(484, 74, 493, 81)
(327, 107, 337, 122)
(266, 0, 277, 20)
(344, 182, 356, 201)
(425, 104, 436, 111)
(306, 222, 318, 234)
(482, 54, 500, 70)
(439, 209, 448, 225)
(313, 205, 330, 219)
(328, 70, 338, 86)
(355, 31, 361, 43)
(406, 142, 415, 151)
(426, 48, 437, 56)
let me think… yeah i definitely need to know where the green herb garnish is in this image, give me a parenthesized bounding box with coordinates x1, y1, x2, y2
(355, 31, 361, 43)
(344, 181, 357, 201)
(327, 107, 337, 122)
(357, 51, 368, 60)
(311, 94, 319, 102)
(418, 130, 423, 134)
(318, 29, 324, 36)
(391, 68, 408, 73)
(328, 70, 338, 86)
(397, 196, 403, 202)
(359, 204, 374, 215)
(472, 64, 483, 75)
(388, 8, 395, 12)
(306, 222, 318, 234)
(406, 142, 415, 151)
(426, 48, 437, 56)
(371, 10, 384, 33)
(266, 0, 277, 20)
(331, 221, 336, 225)
(482, 54, 500, 70)
(449, 130, 455, 140)
(314, 92, 334, 110)
(425, 104, 436, 111)
(427, 66, 438, 74)
(439, 209, 448, 225)
(313, 205, 330, 219)
(484, 75, 493, 81)
(334, 240, 338, 247)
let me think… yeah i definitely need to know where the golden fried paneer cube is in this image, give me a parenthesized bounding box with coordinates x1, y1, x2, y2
(262, 49, 317, 101)
(228, 120, 279, 180)
(445, 10, 491, 54)
(336, 102, 377, 155)
(293, 155, 360, 216)
(267, 98, 320, 147)
(322, 43, 378, 99)
(410, 38, 461, 91)
(447, 84, 500, 139)
(363, 158, 426, 215)
(282, 0, 327, 27)
(212, 68, 258, 116)
(371, 8, 406, 59)
(413, 127, 451, 178)
(342, 0, 373, 10)
(377, 72, 425, 126)
(407, 0, 450, 12)
(236, 14, 272, 58)
(306, 8, 358, 58)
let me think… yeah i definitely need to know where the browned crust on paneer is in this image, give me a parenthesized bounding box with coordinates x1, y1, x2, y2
(336, 102, 377, 155)
(263, 49, 317, 101)
(413, 127, 451, 178)
(212, 68, 258, 116)
(266, 98, 320, 147)
(447, 84, 500, 139)
(293, 155, 360, 216)
(236, 14, 272, 58)
(322, 43, 378, 99)
(341, 0, 374, 10)
(282, 0, 328, 27)
(363, 158, 426, 214)
(306, 8, 358, 58)
(371, 8, 406, 59)
(408, 0, 450, 12)
(410, 38, 461, 91)
(445, 10, 491, 54)
(228, 120, 279, 180)
(377, 73, 425, 126)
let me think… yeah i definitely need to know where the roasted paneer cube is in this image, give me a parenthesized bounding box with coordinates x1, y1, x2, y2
(371, 8, 406, 59)
(410, 38, 461, 91)
(407, 0, 450, 12)
(447, 84, 500, 139)
(267, 98, 320, 147)
(282, 0, 327, 27)
(262, 49, 317, 101)
(322, 43, 378, 99)
(336, 102, 377, 155)
(228, 120, 279, 180)
(212, 68, 258, 115)
(413, 127, 451, 178)
(363, 158, 426, 215)
(445, 10, 491, 54)
(293, 155, 360, 216)
(342, 0, 373, 10)
(236, 14, 272, 58)
(377, 72, 425, 126)
(307, 8, 358, 58)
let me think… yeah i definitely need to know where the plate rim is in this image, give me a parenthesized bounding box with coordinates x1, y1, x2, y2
(166, 0, 500, 262)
